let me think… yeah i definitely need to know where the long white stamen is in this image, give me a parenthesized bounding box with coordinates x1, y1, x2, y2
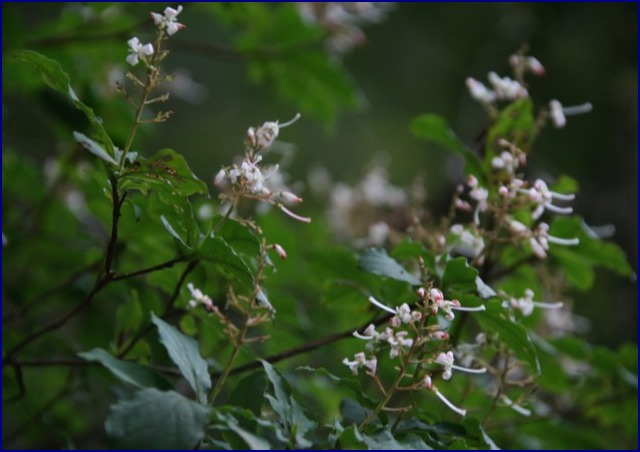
(278, 205, 311, 223)
(501, 395, 531, 417)
(433, 387, 467, 416)
(532, 301, 564, 310)
(279, 113, 301, 128)
(367, 296, 396, 315)
(550, 192, 575, 201)
(353, 330, 374, 340)
(451, 305, 486, 312)
(548, 236, 579, 246)
(451, 364, 487, 374)
(545, 204, 573, 215)
(562, 102, 592, 116)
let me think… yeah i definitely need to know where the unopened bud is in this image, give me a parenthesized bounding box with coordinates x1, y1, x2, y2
(273, 244, 287, 260)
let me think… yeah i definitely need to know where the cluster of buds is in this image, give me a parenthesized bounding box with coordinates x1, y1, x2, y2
(508, 219, 579, 259)
(344, 287, 486, 416)
(214, 114, 311, 223)
(466, 72, 528, 105)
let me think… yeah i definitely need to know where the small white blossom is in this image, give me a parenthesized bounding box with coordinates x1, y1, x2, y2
(429, 288, 485, 320)
(450, 224, 485, 258)
(549, 100, 592, 129)
(491, 151, 519, 174)
(151, 5, 185, 35)
(509, 289, 564, 317)
(466, 77, 496, 104)
(126, 37, 154, 66)
(518, 179, 575, 220)
(436, 351, 487, 381)
(487, 72, 529, 100)
(247, 114, 301, 151)
(509, 54, 545, 76)
(187, 282, 214, 311)
(342, 352, 377, 375)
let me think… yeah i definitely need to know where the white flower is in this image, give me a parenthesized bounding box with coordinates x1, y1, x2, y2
(509, 54, 545, 76)
(530, 222, 580, 259)
(436, 351, 487, 381)
(450, 225, 485, 258)
(491, 151, 519, 174)
(509, 289, 564, 317)
(151, 5, 185, 36)
(487, 72, 528, 100)
(126, 37, 154, 66)
(429, 289, 485, 320)
(518, 179, 575, 220)
(466, 77, 496, 104)
(247, 113, 301, 151)
(187, 282, 213, 310)
(342, 352, 376, 375)
(469, 183, 488, 225)
(549, 100, 593, 129)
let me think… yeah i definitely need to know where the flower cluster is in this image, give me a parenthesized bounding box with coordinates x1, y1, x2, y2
(125, 5, 185, 67)
(297, 2, 394, 55)
(344, 287, 486, 416)
(214, 114, 311, 223)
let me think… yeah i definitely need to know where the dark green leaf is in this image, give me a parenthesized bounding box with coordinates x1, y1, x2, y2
(411, 114, 484, 182)
(359, 248, 421, 286)
(78, 348, 172, 390)
(215, 217, 261, 256)
(442, 257, 495, 298)
(15, 49, 116, 158)
(229, 371, 268, 416)
(261, 360, 315, 449)
(362, 429, 433, 450)
(120, 148, 208, 197)
(105, 388, 209, 449)
(198, 235, 254, 286)
(476, 300, 540, 374)
(151, 313, 211, 404)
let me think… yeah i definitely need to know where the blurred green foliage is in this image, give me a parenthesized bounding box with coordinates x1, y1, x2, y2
(2, 2, 637, 449)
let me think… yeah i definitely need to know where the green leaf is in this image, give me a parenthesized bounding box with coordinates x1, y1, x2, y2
(151, 314, 212, 404)
(461, 417, 500, 450)
(78, 348, 172, 390)
(476, 300, 540, 374)
(229, 371, 268, 416)
(215, 217, 261, 256)
(120, 148, 208, 197)
(442, 257, 495, 298)
(15, 49, 116, 158)
(198, 235, 254, 286)
(359, 248, 421, 286)
(261, 360, 315, 449)
(411, 114, 484, 182)
(105, 388, 210, 449)
(362, 429, 433, 450)
(72, 131, 118, 165)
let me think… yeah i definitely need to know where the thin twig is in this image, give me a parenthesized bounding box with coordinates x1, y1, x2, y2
(111, 256, 188, 281)
(216, 311, 393, 378)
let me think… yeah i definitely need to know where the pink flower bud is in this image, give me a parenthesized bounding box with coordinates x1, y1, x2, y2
(417, 287, 426, 299)
(274, 244, 287, 260)
(280, 191, 303, 204)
